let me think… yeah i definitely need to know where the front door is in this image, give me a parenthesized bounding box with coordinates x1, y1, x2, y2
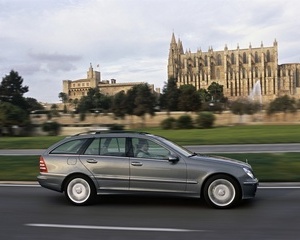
(130, 138, 187, 192)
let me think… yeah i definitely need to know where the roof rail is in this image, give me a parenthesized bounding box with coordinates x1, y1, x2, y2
(71, 130, 149, 136)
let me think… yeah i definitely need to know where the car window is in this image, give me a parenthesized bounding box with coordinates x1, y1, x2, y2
(84, 138, 100, 155)
(50, 139, 87, 154)
(84, 137, 126, 157)
(132, 138, 170, 159)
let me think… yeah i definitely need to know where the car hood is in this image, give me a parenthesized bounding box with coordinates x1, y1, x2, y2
(193, 154, 251, 168)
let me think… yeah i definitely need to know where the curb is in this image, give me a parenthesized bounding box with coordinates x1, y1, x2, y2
(1, 181, 300, 187)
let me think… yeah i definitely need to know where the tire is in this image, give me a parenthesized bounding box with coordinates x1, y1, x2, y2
(64, 175, 96, 206)
(203, 174, 241, 209)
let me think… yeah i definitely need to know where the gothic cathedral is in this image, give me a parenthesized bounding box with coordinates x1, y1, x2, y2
(167, 33, 300, 102)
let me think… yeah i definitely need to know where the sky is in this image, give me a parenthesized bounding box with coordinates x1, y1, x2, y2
(1, 0, 300, 103)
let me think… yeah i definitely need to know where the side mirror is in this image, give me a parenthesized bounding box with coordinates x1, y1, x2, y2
(168, 154, 179, 163)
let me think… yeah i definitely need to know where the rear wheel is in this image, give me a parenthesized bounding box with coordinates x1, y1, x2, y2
(64, 176, 96, 205)
(203, 174, 241, 209)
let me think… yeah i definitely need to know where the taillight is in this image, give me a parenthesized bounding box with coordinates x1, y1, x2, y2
(39, 156, 48, 173)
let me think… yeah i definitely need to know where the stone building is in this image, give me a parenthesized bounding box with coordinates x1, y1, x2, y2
(168, 33, 300, 102)
(63, 64, 154, 100)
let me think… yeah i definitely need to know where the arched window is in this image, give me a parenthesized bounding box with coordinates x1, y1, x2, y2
(243, 52, 247, 64)
(242, 68, 246, 78)
(211, 63, 215, 79)
(216, 68, 220, 79)
(205, 55, 208, 66)
(266, 50, 271, 62)
(217, 54, 222, 65)
(255, 67, 259, 78)
(231, 53, 235, 64)
(255, 52, 259, 63)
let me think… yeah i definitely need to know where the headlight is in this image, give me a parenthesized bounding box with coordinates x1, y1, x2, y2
(243, 167, 254, 179)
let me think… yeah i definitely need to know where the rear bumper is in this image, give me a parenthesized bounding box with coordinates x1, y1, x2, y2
(37, 174, 65, 192)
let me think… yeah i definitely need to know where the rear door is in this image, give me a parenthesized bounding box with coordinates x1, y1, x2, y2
(79, 137, 129, 190)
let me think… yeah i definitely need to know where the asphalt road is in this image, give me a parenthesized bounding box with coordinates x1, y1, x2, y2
(1, 184, 300, 240)
(0, 143, 300, 155)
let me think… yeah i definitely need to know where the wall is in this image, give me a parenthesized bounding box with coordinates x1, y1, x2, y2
(31, 110, 300, 135)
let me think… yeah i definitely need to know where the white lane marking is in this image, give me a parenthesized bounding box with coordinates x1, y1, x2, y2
(25, 223, 203, 232)
(258, 186, 300, 189)
(0, 184, 40, 187)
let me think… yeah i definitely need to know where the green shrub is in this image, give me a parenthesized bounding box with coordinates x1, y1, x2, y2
(160, 117, 176, 129)
(109, 124, 124, 130)
(176, 115, 194, 129)
(80, 112, 86, 121)
(41, 121, 61, 136)
(196, 111, 216, 128)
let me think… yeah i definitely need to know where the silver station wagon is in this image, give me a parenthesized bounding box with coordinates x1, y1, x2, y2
(38, 131, 258, 209)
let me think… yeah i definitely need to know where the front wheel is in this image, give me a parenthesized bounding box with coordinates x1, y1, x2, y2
(203, 175, 241, 209)
(64, 176, 96, 205)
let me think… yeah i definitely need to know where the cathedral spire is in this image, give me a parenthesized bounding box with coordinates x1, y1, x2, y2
(171, 32, 177, 45)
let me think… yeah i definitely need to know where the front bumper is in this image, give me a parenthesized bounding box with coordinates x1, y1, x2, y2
(242, 178, 259, 199)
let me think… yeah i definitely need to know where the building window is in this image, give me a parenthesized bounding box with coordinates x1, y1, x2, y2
(255, 52, 259, 63)
(231, 53, 235, 64)
(216, 68, 220, 79)
(242, 68, 246, 78)
(255, 67, 259, 78)
(211, 63, 215, 79)
(217, 54, 222, 65)
(243, 52, 247, 64)
(267, 50, 271, 62)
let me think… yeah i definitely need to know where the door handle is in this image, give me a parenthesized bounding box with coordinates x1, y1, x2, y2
(131, 162, 143, 166)
(87, 159, 98, 164)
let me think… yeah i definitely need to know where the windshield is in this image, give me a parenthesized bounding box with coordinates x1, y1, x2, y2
(153, 135, 194, 157)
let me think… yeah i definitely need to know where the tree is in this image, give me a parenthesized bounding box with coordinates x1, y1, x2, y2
(50, 104, 59, 117)
(77, 88, 100, 113)
(58, 92, 68, 113)
(25, 97, 45, 113)
(198, 88, 211, 103)
(133, 84, 156, 123)
(76, 88, 112, 113)
(229, 98, 261, 123)
(178, 84, 201, 112)
(125, 86, 138, 116)
(267, 95, 297, 116)
(111, 91, 127, 119)
(0, 102, 30, 135)
(71, 98, 79, 111)
(58, 92, 68, 104)
(0, 70, 29, 111)
(160, 77, 179, 112)
(207, 82, 225, 102)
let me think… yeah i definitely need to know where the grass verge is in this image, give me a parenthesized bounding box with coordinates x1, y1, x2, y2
(1, 153, 300, 182)
(1, 125, 300, 149)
